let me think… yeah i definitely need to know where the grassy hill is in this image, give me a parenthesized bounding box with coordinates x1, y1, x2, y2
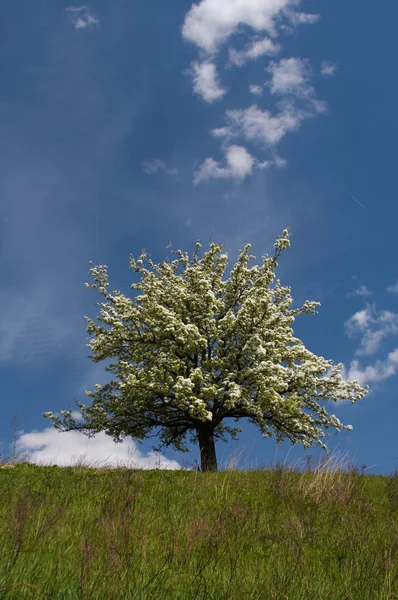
(0, 453, 397, 599)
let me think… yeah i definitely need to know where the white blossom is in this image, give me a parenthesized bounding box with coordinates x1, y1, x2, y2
(43, 230, 367, 470)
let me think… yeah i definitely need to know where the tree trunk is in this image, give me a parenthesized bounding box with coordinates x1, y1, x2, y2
(198, 427, 218, 472)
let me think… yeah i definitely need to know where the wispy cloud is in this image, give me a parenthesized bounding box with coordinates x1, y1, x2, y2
(190, 61, 227, 103)
(267, 58, 314, 100)
(387, 281, 398, 294)
(345, 304, 398, 356)
(142, 159, 178, 176)
(228, 38, 280, 67)
(66, 6, 99, 30)
(286, 11, 320, 26)
(321, 61, 338, 77)
(348, 285, 373, 298)
(0, 277, 82, 366)
(249, 84, 263, 96)
(0, 20, 142, 368)
(211, 103, 308, 147)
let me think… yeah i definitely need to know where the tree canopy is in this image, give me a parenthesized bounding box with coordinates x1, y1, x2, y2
(43, 230, 367, 471)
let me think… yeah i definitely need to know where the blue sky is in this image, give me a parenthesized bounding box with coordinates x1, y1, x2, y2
(1, 0, 397, 474)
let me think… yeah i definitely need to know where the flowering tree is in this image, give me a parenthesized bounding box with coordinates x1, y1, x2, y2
(44, 230, 367, 472)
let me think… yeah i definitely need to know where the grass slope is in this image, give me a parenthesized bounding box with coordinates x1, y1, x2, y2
(0, 453, 397, 599)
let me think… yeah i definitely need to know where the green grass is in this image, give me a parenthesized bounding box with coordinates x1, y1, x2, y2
(0, 450, 397, 599)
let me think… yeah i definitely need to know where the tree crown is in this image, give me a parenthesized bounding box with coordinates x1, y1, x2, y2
(43, 230, 367, 456)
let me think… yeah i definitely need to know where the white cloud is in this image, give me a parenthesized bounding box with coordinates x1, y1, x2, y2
(347, 308, 372, 330)
(249, 84, 263, 96)
(257, 159, 272, 169)
(182, 0, 290, 54)
(228, 37, 280, 67)
(142, 159, 178, 176)
(345, 304, 398, 356)
(345, 348, 398, 386)
(67, 6, 99, 29)
(387, 281, 398, 294)
(350, 285, 373, 297)
(210, 60, 325, 156)
(182, 1, 328, 182)
(194, 145, 255, 184)
(191, 61, 227, 103)
(321, 61, 338, 77)
(268, 57, 313, 99)
(182, 0, 316, 55)
(287, 11, 320, 25)
(212, 103, 307, 147)
(12, 417, 183, 470)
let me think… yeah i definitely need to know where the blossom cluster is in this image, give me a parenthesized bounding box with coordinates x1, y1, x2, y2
(44, 230, 367, 452)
